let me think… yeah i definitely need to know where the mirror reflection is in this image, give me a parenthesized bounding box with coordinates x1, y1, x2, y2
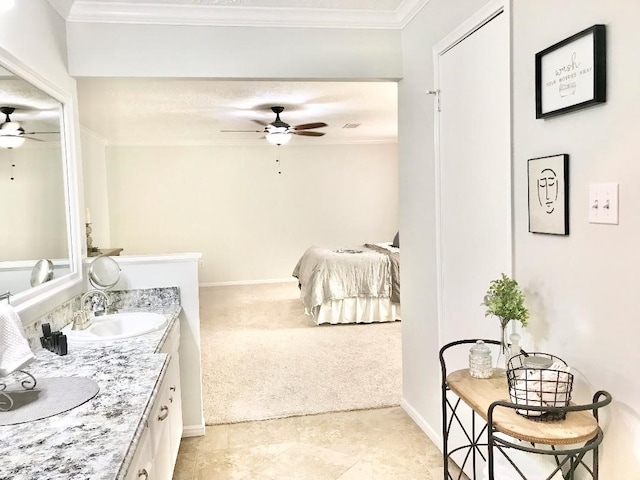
(0, 65, 69, 300)
(88, 256, 121, 290)
(30, 259, 54, 287)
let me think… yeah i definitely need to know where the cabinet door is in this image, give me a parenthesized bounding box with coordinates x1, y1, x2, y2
(167, 352, 183, 463)
(159, 319, 183, 464)
(125, 424, 154, 480)
(154, 418, 173, 480)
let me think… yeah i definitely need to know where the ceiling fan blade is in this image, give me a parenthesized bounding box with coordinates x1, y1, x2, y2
(24, 131, 60, 135)
(252, 119, 269, 127)
(220, 129, 263, 133)
(292, 131, 325, 137)
(292, 122, 328, 131)
(0, 134, 45, 142)
(0, 133, 44, 141)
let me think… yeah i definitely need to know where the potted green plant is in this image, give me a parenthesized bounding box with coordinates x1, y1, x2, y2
(482, 273, 529, 366)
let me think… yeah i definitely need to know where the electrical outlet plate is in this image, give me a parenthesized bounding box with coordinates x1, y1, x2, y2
(589, 183, 619, 225)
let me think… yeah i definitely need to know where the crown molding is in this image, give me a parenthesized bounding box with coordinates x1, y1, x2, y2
(66, 0, 430, 29)
(46, 0, 75, 19)
(397, 0, 432, 28)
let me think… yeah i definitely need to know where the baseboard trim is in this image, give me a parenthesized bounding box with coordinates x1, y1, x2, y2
(400, 397, 443, 451)
(200, 278, 298, 287)
(182, 423, 206, 437)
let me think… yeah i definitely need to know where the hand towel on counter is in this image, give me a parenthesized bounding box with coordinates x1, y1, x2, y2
(0, 303, 35, 377)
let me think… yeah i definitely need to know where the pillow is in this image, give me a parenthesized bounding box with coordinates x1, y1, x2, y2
(392, 231, 399, 248)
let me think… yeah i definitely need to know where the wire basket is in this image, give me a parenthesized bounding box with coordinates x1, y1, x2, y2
(506, 353, 574, 422)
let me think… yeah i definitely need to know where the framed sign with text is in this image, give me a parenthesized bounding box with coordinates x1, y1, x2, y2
(535, 25, 606, 119)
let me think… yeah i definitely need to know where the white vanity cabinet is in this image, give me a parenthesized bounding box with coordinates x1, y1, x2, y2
(125, 422, 154, 480)
(161, 320, 183, 465)
(125, 319, 183, 480)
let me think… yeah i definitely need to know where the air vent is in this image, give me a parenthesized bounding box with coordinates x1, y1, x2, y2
(342, 123, 361, 129)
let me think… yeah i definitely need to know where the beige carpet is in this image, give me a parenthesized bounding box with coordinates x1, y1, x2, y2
(200, 282, 402, 425)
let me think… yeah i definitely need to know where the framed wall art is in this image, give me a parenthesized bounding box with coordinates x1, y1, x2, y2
(535, 24, 606, 119)
(528, 154, 569, 235)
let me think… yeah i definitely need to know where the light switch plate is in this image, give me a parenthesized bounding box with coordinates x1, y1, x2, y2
(589, 183, 619, 224)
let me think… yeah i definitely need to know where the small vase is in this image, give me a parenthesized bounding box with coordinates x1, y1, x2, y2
(496, 322, 509, 371)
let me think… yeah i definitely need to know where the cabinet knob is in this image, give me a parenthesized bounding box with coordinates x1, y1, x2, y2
(138, 468, 149, 479)
(170, 386, 176, 392)
(158, 405, 169, 421)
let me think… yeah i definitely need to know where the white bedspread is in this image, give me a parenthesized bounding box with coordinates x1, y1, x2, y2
(292, 245, 394, 314)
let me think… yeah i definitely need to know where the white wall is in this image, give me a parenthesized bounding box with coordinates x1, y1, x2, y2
(0, 2, 72, 93)
(81, 128, 111, 247)
(67, 23, 402, 80)
(0, 146, 67, 260)
(400, 0, 640, 476)
(512, 0, 640, 476)
(105, 143, 399, 283)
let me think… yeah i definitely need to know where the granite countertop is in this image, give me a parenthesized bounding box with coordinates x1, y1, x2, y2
(0, 304, 181, 480)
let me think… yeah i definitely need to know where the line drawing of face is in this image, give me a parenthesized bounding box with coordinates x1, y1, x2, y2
(537, 168, 558, 214)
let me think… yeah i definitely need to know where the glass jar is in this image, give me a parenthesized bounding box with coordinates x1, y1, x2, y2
(469, 340, 493, 379)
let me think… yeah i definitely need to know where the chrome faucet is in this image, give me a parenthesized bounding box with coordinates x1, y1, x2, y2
(73, 290, 113, 330)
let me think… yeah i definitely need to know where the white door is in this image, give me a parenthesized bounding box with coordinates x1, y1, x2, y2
(434, 4, 512, 478)
(435, 3, 512, 359)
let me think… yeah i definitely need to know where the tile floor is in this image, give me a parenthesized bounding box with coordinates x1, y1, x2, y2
(173, 406, 446, 480)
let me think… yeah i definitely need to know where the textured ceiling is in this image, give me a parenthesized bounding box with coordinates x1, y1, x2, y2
(55, 0, 405, 146)
(76, 78, 397, 146)
(0, 68, 62, 142)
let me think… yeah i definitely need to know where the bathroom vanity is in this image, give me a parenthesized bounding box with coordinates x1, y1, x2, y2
(125, 315, 183, 480)
(0, 294, 184, 480)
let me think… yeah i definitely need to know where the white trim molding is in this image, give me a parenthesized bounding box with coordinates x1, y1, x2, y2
(65, 0, 431, 29)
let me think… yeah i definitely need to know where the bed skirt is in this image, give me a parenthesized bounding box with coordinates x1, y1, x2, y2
(308, 297, 401, 325)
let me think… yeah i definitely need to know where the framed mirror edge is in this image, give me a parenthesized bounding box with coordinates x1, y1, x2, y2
(0, 46, 83, 315)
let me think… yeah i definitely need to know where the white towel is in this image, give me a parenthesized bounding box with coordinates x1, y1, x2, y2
(0, 303, 35, 377)
(511, 364, 572, 415)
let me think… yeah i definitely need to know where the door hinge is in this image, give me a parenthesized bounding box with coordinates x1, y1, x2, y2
(426, 89, 441, 112)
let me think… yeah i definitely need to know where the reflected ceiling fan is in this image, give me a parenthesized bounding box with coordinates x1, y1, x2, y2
(0, 106, 59, 148)
(221, 106, 327, 145)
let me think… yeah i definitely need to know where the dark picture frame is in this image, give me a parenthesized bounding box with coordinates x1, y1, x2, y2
(535, 25, 606, 119)
(528, 154, 569, 235)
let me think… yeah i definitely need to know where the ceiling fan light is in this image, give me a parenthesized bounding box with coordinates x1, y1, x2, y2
(266, 132, 292, 145)
(0, 0, 15, 12)
(0, 134, 24, 149)
(1, 120, 21, 130)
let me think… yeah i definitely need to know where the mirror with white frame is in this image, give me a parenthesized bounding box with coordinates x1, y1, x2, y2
(0, 49, 81, 311)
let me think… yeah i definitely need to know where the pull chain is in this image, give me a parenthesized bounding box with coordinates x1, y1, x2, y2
(276, 145, 282, 175)
(10, 162, 15, 180)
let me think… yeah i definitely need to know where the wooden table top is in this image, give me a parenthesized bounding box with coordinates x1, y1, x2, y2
(446, 369, 599, 445)
(88, 248, 123, 257)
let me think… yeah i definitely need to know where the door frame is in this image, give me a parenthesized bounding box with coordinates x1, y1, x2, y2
(432, 0, 513, 347)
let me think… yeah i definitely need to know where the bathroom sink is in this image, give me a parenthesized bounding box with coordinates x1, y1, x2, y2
(62, 312, 167, 343)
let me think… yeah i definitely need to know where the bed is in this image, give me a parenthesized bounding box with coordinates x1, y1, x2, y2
(292, 241, 400, 325)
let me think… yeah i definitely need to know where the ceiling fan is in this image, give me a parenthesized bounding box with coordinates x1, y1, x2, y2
(0, 106, 58, 148)
(222, 106, 328, 145)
